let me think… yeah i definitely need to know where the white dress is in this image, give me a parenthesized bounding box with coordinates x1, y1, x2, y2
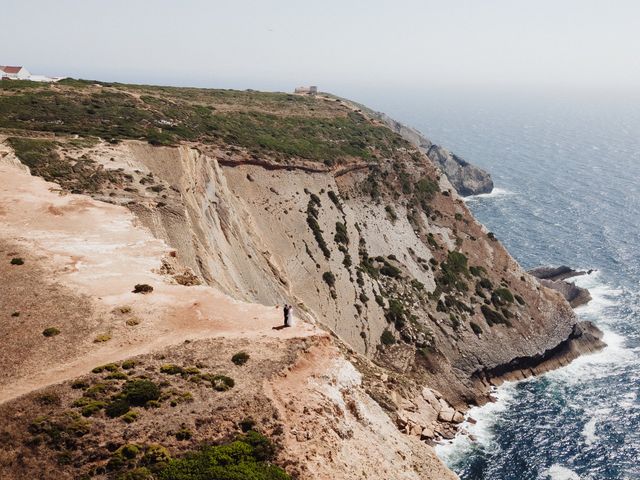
(286, 307, 294, 327)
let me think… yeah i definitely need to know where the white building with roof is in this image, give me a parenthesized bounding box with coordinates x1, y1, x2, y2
(0, 66, 31, 79)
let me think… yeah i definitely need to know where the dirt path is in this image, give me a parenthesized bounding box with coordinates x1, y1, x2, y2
(0, 161, 323, 404)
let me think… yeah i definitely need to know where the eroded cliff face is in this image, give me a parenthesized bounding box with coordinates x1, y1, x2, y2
(0, 81, 603, 479)
(0, 158, 455, 479)
(2, 133, 601, 406)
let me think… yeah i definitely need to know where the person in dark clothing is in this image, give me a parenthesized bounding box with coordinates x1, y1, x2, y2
(283, 304, 290, 327)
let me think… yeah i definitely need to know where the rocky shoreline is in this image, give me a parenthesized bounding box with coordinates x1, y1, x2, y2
(392, 319, 606, 445)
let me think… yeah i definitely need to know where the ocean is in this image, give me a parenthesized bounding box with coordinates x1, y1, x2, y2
(356, 89, 640, 480)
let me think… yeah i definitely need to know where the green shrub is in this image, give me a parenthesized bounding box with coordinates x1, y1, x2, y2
(327, 190, 344, 212)
(385, 299, 406, 328)
(122, 360, 136, 370)
(380, 264, 401, 278)
(122, 380, 161, 406)
(106, 371, 128, 380)
(306, 198, 331, 259)
(157, 432, 289, 479)
(493, 287, 514, 303)
(360, 259, 379, 279)
(231, 352, 250, 366)
(42, 327, 60, 337)
(92, 363, 119, 373)
(436, 251, 470, 292)
(380, 329, 396, 345)
(132, 284, 153, 294)
(84, 382, 112, 398)
(334, 221, 349, 245)
(28, 412, 90, 449)
(160, 364, 185, 375)
(210, 375, 235, 392)
(94, 333, 112, 343)
(469, 266, 486, 277)
(117, 468, 153, 480)
(10, 257, 24, 265)
(414, 178, 439, 202)
(141, 444, 171, 467)
(106, 398, 130, 418)
(175, 427, 193, 440)
(122, 410, 139, 423)
(481, 305, 512, 327)
(478, 278, 493, 289)
(36, 393, 60, 406)
(322, 271, 336, 288)
(118, 444, 141, 460)
(80, 401, 106, 417)
(470, 322, 483, 335)
(71, 380, 89, 390)
(239, 418, 256, 432)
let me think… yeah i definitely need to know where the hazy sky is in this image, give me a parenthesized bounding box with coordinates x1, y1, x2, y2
(3, 0, 640, 95)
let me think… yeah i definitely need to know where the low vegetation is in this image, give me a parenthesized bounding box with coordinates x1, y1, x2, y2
(93, 333, 112, 343)
(306, 194, 330, 259)
(132, 284, 154, 294)
(231, 351, 250, 366)
(380, 329, 396, 346)
(322, 271, 336, 288)
(42, 327, 61, 337)
(7, 137, 125, 193)
(0, 81, 408, 164)
(436, 251, 470, 292)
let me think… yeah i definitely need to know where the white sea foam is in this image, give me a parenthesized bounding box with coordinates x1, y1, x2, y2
(581, 407, 612, 446)
(545, 328, 633, 386)
(435, 382, 518, 464)
(463, 187, 515, 202)
(571, 270, 623, 322)
(544, 464, 582, 480)
(582, 416, 598, 445)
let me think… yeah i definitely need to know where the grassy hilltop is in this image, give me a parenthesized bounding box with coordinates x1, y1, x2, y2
(0, 79, 406, 163)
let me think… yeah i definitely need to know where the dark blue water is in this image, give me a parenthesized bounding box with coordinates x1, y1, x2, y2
(358, 90, 640, 480)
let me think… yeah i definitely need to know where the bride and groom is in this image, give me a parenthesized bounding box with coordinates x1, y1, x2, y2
(282, 304, 294, 327)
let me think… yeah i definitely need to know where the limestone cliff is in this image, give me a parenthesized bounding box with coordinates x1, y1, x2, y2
(0, 79, 602, 479)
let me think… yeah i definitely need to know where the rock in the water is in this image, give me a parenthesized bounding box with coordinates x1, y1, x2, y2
(528, 265, 593, 282)
(529, 265, 593, 308)
(425, 145, 494, 196)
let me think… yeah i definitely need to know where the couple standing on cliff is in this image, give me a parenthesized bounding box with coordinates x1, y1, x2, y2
(283, 304, 294, 327)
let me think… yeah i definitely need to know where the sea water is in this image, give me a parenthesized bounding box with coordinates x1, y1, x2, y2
(361, 90, 640, 479)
